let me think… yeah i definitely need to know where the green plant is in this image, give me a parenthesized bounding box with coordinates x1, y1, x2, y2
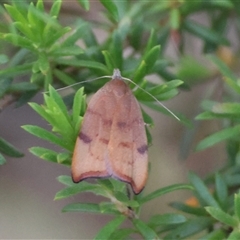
(2, 0, 240, 239)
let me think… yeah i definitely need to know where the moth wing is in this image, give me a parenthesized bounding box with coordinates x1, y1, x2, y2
(108, 88, 148, 194)
(72, 86, 117, 182)
(130, 97, 148, 194)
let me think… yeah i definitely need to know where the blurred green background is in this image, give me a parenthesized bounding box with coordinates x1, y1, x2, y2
(0, 1, 231, 238)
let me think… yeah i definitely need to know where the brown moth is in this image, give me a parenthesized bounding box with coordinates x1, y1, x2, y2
(71, 69, 148, 194)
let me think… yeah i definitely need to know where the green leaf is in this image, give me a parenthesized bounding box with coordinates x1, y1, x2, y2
(155, 89, 179, 101)
(48, 85, 69, 118)
(196, 125, 240, 151)
(44, 27, 71, 47)
(100, 0, 119, 22)
(132, 219, 159, 240)
(170, 8, 180, 30)
(4, 4, 28, 25)
(189, 172, 220, 208)
(42, 91, 75, 140)
(94, 215, 126, 240)
(170, 202, 207, 216)
(63, 203, 103, 213)
(226, 174, 240, 186)
(50, 46, 83, 57)
(53, 69, 76, 85)
(38, 53, 49, 74)
(234, 193, 240, 221)
(114, 191, 130, 204)
(156, 66, 176, 83)
(77, 0, 90, 11)
(143, 45, 161, 74)
(27, 3, 45, 37)
(199, 229, 226, 240)
(54, 182, 101, 200)
(148, 213, 187, 228)
(205, 207, 238, 227)
(22, 125, 72, 150)
(29, 147, 58, 163)
(57, 152, 71, 165)
(9, 82, 39, 92)
(29, 99, 75, 144)
(0, 153, 6, 165)
(72, 87, 85, 128)
(227, 230, 240, 240)
(108, 178, 127, 193)
(57, 175, 75, 186)
(198, 102, 240, 117)
(102, 51, 115, 71)
(208, 55, 236, 80)
(0, 54, 9, 64)
(183, 20, 229, 45)
(224, 77, 240, 94)
(0, 137, 23, 157)
(151, 89, 179, 102)
(142, 101, 187, 124)
(139, 184, 193, 204)
(196, 111, 224, 120)
(204, 11, 229, 52)
(136, 80, 182, 101)
(111, 30, 123, 69)
(62, 203, 118, 215)
(99, 202, 117, 215)
(55, 58, 109, 74)
(109, 228, 134, 239)
(79, 21, 98, 47)
(3, 33, 35, 50)
(177, 56, 211, 84)
(118, 14, 131, 39)
(0, 78, 12, 98)
(0, 63, 32, 78)
(36, 0, 44, 11)
(227, 139, 239, 164)
(133, 60, 147, 84)
(210, 0, 233, 8)
(45, 72, 53, 92)
(49, 0, 62, 17)
(13, 22, 34, 40)
(160, 79, 183, 89)
(215, 173, 227, 209)
(97, 179, 114, 191)
(61, 25, 84, 47)
(40, 74, 52, 87)
(28, 102, 51, 123)
(144, 29, 157, 54)
(164, 217, 213, 239)
(142, 109, 153, 126)
(130, 17, 144, 50)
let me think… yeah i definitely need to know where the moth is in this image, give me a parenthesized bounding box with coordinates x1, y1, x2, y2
(71, 69, 148, 194)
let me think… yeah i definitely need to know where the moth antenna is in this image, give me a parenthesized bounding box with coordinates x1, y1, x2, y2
(45, 69, 180, 121)
(113, 69, 180, 121)
(43, 75, 112, 94)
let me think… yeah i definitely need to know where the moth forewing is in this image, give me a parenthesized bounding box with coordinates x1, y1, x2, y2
(72, 70, 148, 194)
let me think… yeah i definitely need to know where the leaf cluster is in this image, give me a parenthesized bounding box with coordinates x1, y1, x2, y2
(22, 75, 240, 238)
(0, 0, 188, 160)
(22, 86, 86, 165)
